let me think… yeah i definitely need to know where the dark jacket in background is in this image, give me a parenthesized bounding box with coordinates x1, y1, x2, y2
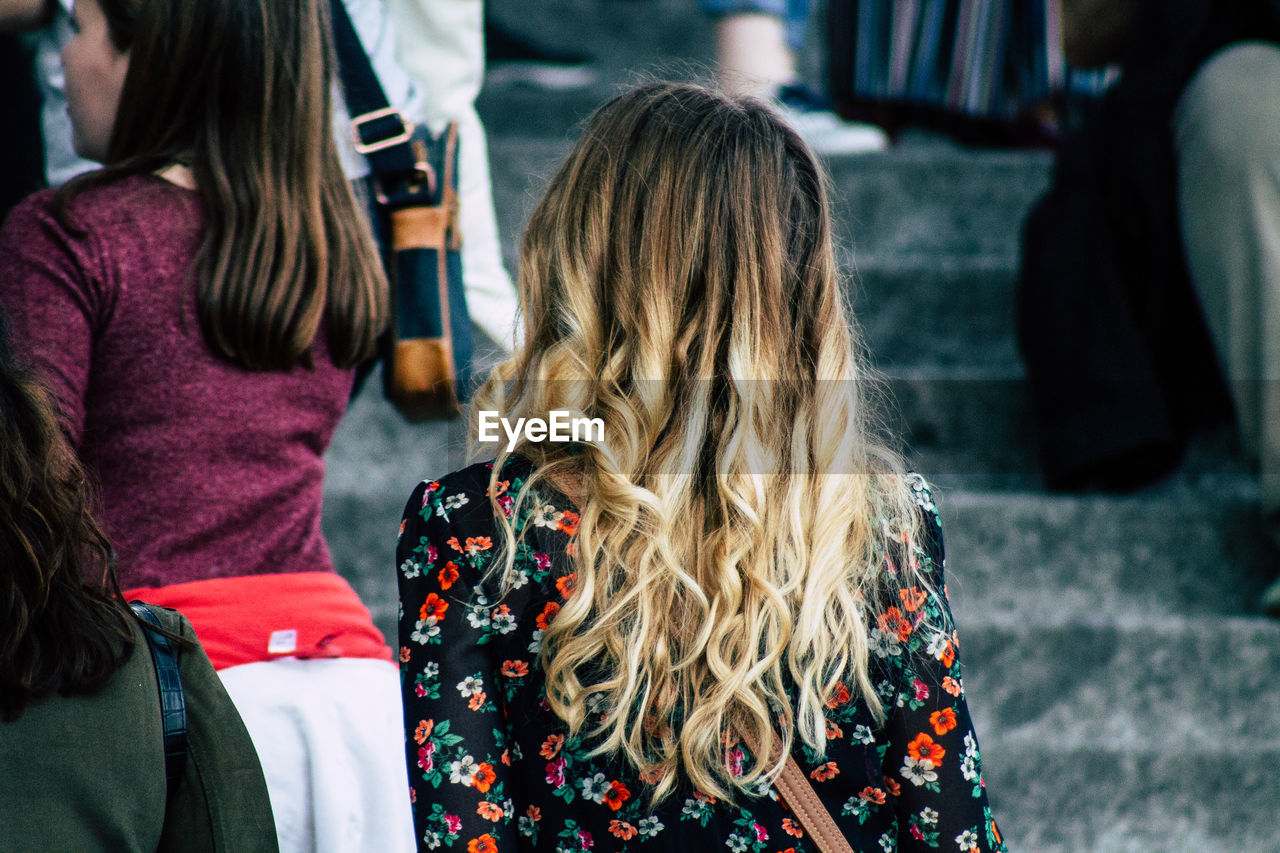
(1016, 0, 1280, 489)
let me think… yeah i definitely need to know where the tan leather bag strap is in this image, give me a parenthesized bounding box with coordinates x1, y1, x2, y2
(738, 728, 854, 853)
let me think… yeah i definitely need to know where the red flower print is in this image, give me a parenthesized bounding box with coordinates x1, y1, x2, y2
(417, 743, 435, 771)
(909, 824, 925, 840)
(942, 676, 962, 696)
(465, 536, 493, 554)
(426, 481, 441, 493)
(444, 814, 461, 833)
(468, 692, 487, 711)
(809, 762, 839, 782)
(501, 659, 529, 678)
(534, 552, 552, 571)
(526, 805, 541, 821)
(824, 682, 851, 709)
(473, 763, 497, 794)
(467, 834, 497, 853)
(693, 791, 717, 804)
(752, 822, 768, 842)
(557, 510, 580, 535)
(603, 780, 631, 810)
(907, 732, 945, 765)
(536, 601, 561, 630)
(447, 536, 463, 552)
(899, 586, 928, 612)
(427, 545, 438, 562)
(940, 640, 956, 668)
(399, 646, 411, 664)
(577, 828, 594, 849)
(825, 720, 844, 740)
(540, 734, 564, 759)
(414, 683, 426, 698)
(486, 479, 509, 497)
(609, 820, 637, 840)
(545, 757, 566, 788)
(877, 606, 913, 642)
(781, 818, 803, 838)
(778, 849, 798, 853)
(885, 777, 901, 797)
(414, 719, 434, 744)
(858, 786, 886, 805)
(420, 593, 448, 622)
(930, 708, 957, 736)
(439, 562, 460, 590)
(727, 746, 744, 777)
(398, 519, 406, 536)
(566, 541, 578, 558)
(555, 572, 577, 598)
(476, 801, 503, 822)
(913, 679, 930, 701)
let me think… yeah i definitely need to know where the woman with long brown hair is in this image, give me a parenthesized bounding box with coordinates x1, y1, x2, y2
(397, 82, 1006, 851)
(0, 303, 277, 850)
(0, 0, 412, 849)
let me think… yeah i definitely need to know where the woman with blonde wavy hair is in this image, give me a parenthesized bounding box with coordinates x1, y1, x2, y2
(397, 82, 1006, 853)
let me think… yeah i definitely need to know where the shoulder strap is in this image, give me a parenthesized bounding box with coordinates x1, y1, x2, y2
(327, 0, 420, 182)
(738, 727, 854, 853)
(130, 602, 189, 799)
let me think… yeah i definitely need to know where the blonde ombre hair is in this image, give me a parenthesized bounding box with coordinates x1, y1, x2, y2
(474, 82, 927, 803)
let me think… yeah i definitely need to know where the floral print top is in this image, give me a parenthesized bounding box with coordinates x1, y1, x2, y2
(397, 459, 1006, 853)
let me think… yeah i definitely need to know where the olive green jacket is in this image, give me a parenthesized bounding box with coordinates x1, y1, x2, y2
(0, 606, 278, 852)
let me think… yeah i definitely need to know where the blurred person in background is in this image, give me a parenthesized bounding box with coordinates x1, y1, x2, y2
(0, 0, 416, 848)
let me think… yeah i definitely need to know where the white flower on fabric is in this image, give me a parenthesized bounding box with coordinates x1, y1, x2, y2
(400, 558, 422, 579)
(580, 772, 609, 803)
(457, 675, 485, 697)
(518, 816, 537, 838)
(878, 831, 894, 852)
(925, 631, 950, 658)
(851, 724, 875, 745)
(410, 619, 439, 645)
(920, 807, 939, 825)
(637, 816, 664, 837)
(869, 627, 903, 658)
(528, 629, 544, 655)
(726, 834, 749, 852)
(961, 755, 979, 782)
(503, 799, 515, 819)
(449, 755, 478, 785)
(900, 755, 938, 786)
(424, 662, 439, 679)
(491, 609, 517, 634)
(466, 607, 491, 629)
(964, 732, 979, 758)
(532, 504, 563, 528)
(421, 829, 442, 849)
(509, 569, 529, 588)
(955, 829, 979, 850)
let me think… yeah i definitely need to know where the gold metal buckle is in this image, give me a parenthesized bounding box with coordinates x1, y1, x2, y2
(351, 107, 413, 155)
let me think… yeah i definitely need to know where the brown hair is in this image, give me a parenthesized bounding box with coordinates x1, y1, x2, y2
(59, 0, 387, 370)
(0, 307, 134, 721)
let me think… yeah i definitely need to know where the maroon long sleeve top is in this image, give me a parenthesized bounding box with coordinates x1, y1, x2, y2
(0, 176, 352, 589)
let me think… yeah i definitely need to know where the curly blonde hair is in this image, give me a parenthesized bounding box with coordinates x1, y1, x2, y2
(474, 82, 926, 803)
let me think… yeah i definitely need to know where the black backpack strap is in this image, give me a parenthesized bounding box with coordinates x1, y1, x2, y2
(327, 0, 421, 183)
(130, 602, 188, 799)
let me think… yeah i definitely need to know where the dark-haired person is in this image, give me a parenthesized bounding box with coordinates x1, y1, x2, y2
(397, 82, 1005, 853)
(0, 0, 414, 849)
(0, 304, 277, 851)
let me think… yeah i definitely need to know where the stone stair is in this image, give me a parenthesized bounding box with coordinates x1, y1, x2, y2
(321, 2, 1280, 849)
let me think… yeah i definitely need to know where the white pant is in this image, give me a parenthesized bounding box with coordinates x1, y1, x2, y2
(219, 658, 415, 853)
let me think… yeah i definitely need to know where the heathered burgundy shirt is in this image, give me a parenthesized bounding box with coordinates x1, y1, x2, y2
(0, 176, 352, 589)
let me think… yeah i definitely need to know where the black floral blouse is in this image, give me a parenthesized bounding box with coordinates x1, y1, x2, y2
(397, 459, 1006, 853)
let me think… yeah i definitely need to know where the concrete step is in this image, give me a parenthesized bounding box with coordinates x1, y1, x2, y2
(960, 619, 1280, 750)
(487, 137, 1051, 271)
(977, 743, 1280, 853)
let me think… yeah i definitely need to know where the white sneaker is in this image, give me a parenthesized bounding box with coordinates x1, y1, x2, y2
(772, 85, 889, 156)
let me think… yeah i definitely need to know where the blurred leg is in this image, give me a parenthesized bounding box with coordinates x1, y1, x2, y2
(1175, 42, 1280, 519)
